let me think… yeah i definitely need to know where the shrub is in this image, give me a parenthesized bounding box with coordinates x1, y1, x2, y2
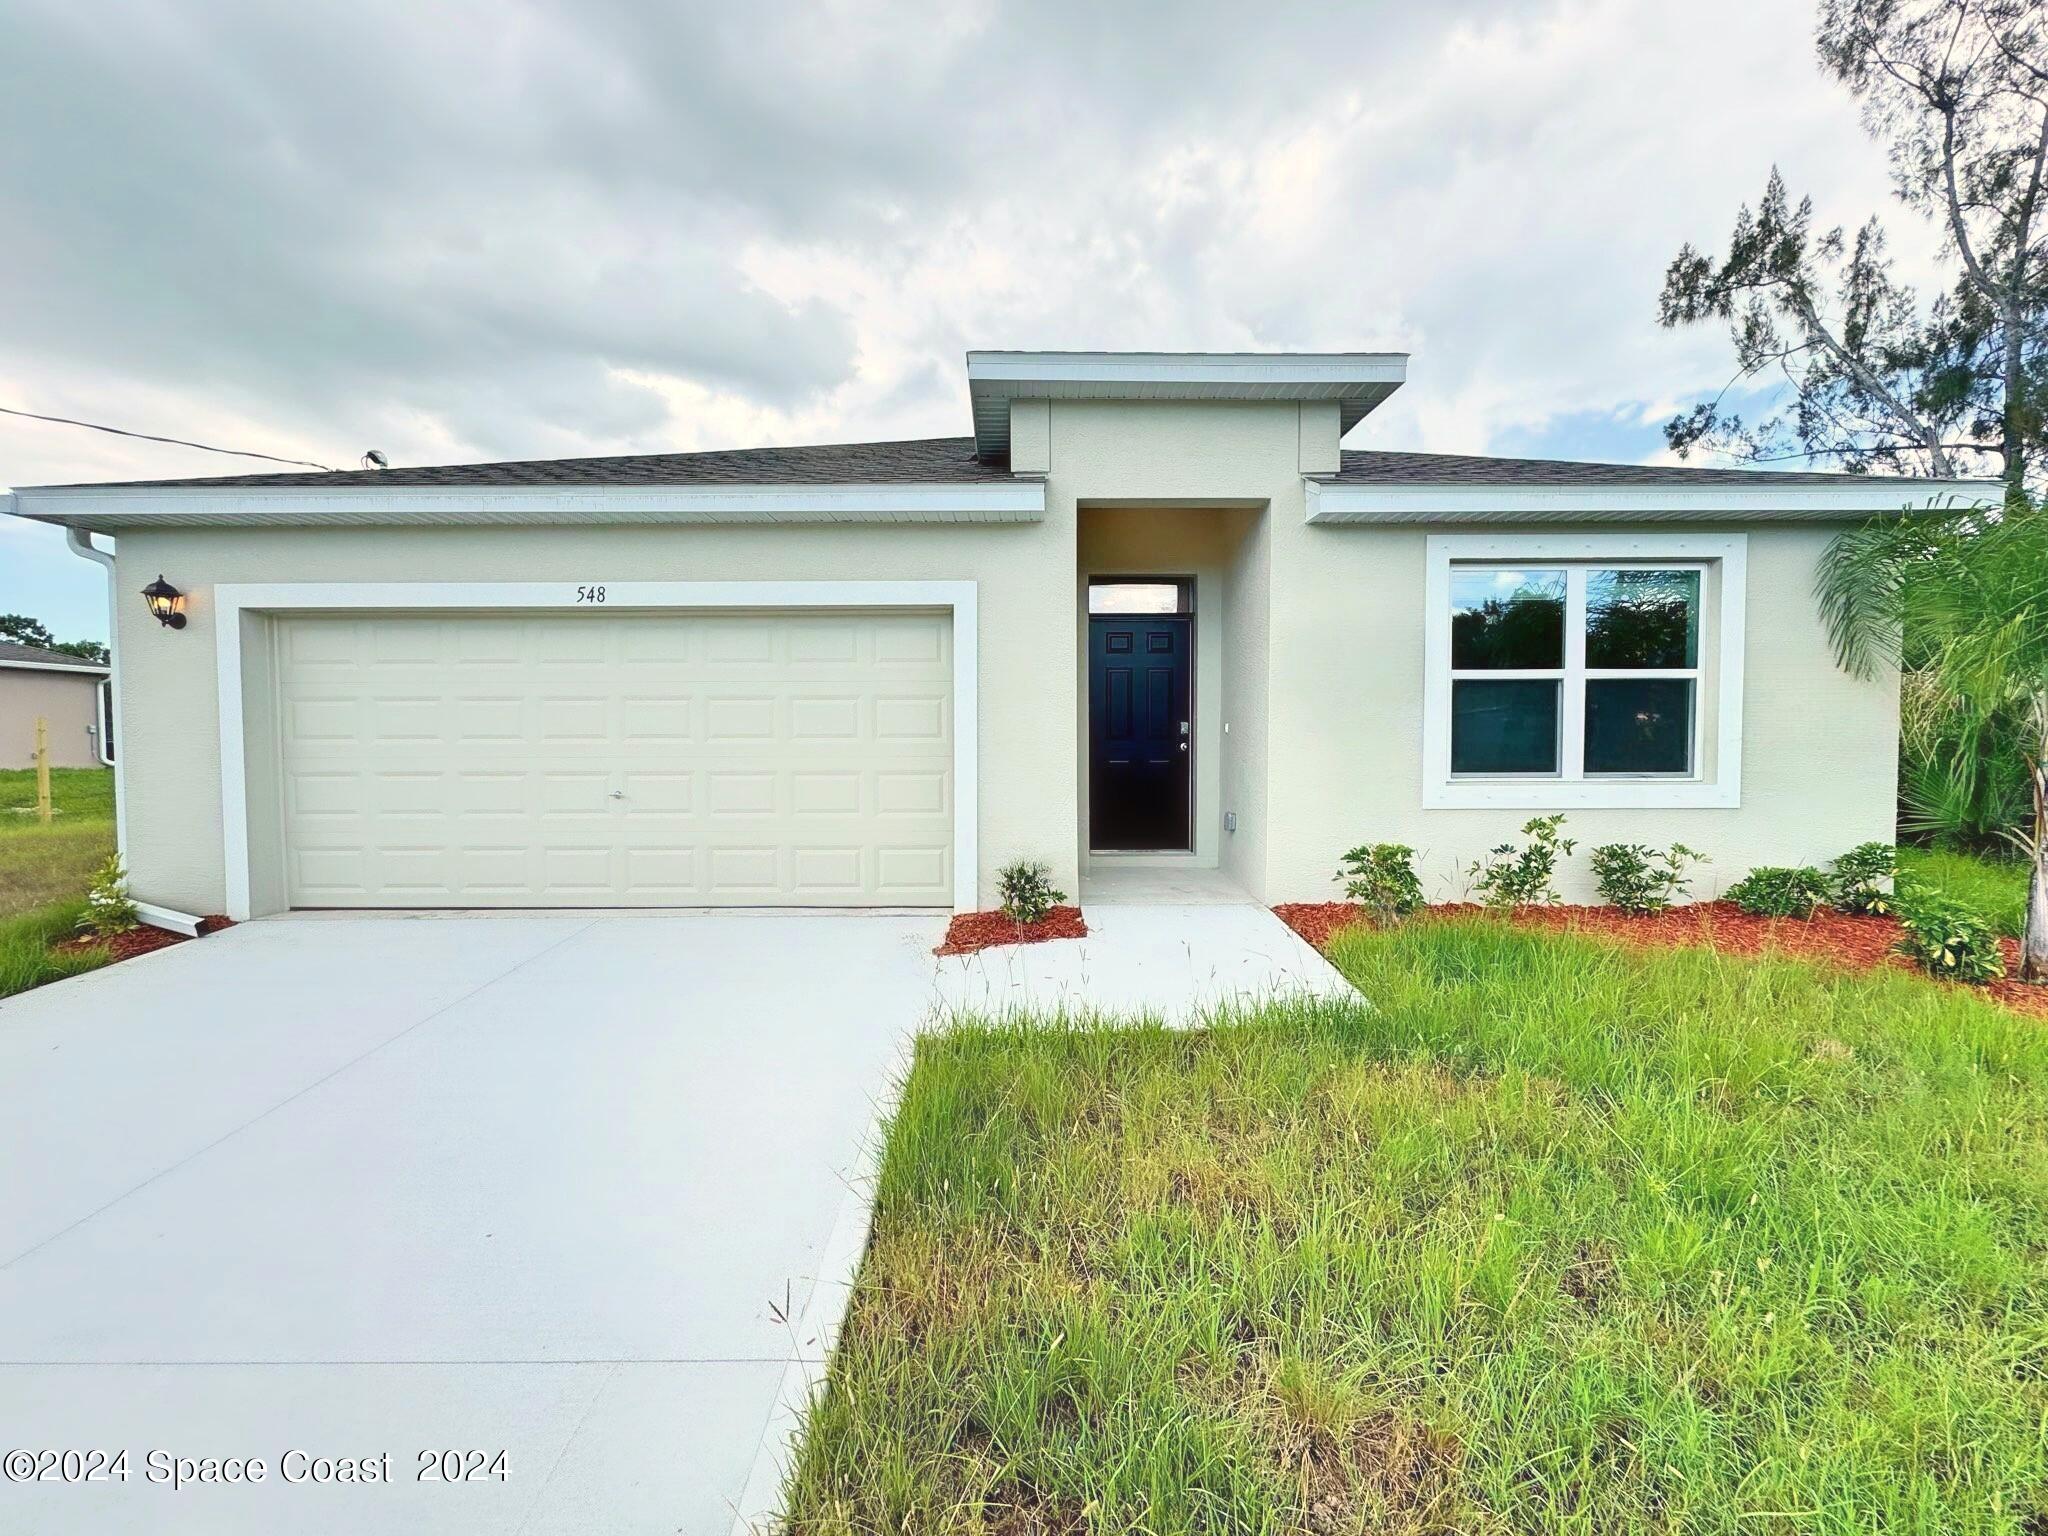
(1335, 843, 1425, 925)
(1892, 883, 2006, 983)
(1590, 842, 1704, 916)
(1724, 865, 1832, 918)
(79, 855, 140, 938)
(996, 859, 1065, 925)
(1469, 815, 1575, 909)
(1831, 842, 1899, 916)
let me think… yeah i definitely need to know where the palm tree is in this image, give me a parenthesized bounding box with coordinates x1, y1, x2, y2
(1816, 496, 2048, 980)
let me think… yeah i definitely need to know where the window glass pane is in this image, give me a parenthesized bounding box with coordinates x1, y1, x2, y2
(1451, 679, 1560, 774)
(1089, 582, 1184, 614)
(1585, 678, 1694, 774)
(1450, 568, 1565, 669)
(1586, 569, 1699, 668)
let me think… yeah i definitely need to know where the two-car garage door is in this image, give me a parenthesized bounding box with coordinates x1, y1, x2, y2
(273, 610, 953, 908)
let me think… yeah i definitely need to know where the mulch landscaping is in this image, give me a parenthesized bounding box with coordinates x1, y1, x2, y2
(54, 914, 235, 965)
(936, 905, 1087, 957)
(1274, 899, 2048, 1018)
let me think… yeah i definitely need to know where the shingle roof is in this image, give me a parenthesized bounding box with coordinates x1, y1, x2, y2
(1331, 450, 1901, 486)
(0, 640, 106, 672)
(31, 436, 1007, 492)
(21, 436, 1951, 495)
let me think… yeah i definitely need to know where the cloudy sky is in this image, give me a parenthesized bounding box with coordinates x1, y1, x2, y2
(0, 0, 1947, 643)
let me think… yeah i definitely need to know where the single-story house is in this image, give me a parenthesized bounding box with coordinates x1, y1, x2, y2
(0, 640, 110, 770)
(0, 351, 2006, 923)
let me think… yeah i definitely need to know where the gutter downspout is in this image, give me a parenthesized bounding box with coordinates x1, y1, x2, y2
(62, 522, 203, 938)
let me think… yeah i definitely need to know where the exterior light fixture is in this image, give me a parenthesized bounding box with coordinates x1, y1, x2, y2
(141, 575, 187, 629)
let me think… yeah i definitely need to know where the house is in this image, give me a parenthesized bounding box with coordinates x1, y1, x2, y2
(0, 351, 2007, 922)
(0, 641, 109, 770)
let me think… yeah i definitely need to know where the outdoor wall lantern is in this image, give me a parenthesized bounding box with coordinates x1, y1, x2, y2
(140, 575, 187, 629)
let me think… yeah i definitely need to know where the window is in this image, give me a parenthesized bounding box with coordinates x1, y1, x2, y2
(1424, 535, 1745, 809)
(1089, 578, 1191, 615)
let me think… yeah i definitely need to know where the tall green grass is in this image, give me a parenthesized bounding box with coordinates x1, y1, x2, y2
(0, 900, 109, 999)
(787, 918, 2048, 1534)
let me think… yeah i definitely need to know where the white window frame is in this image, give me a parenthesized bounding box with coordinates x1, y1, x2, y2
(1422, 534, 1745, 809)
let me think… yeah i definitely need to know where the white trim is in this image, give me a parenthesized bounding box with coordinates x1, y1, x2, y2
(0, 656, 109, 676)
(213, 581, 980, 921)
(1422, 534, 1747, 809)
(10, 481, 1044, 532)
(967, 350, 1408, 460)
(1307, 476, 2005, 523)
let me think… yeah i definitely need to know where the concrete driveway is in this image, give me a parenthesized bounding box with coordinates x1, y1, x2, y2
(0, 910, 943, 1535)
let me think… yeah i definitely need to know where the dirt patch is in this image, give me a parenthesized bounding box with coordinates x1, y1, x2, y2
(1299, 1412, 1462, 1534)
(937, 905, 1087, 957)
(1273, 900, 2048, 1018)
(55, 914, 235, 965)
(1561, 1241, 1619, 1313)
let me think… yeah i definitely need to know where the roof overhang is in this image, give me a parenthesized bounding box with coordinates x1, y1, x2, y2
(1, 479, 1046, 532)
(967, 350, 1407, 463)
(1304, 477, 2008, 524)
(0, 656, 108, 677)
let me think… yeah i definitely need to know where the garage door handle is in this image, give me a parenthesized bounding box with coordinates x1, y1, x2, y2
(609, 789, 625, 799)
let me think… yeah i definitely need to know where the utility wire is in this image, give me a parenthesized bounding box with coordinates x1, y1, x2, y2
(0, 403, 337, 472)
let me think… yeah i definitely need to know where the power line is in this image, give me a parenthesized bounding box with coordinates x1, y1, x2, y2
(0, 403, 337, 472)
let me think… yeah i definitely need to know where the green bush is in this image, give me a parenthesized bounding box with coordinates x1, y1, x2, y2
(1724, 865, 1831, 918)
(1590, 842, 1703, 915)
(995, 859, 1065, 924)
(78, 855, 139, 938)
(1831, 841, 1899, 915)
(1892, 883, 2006, 983)
(1335, 843, 1424, 925)
(1469, 815, 1575, 908)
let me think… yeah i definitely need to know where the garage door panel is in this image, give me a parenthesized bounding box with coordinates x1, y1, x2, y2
(276, 611, 952, 908)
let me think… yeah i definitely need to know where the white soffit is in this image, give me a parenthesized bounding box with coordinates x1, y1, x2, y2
(967, 350, 1408, 462)
(0, 481, 1046, 532)
(1304, 477, 2009, 523)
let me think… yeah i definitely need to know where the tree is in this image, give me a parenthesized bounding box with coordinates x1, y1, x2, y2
(1817, 496, 2048, 977)
(1660, 0, 2048, 495)
(0, 614, 58, 650)
(0, 615, 108, 665)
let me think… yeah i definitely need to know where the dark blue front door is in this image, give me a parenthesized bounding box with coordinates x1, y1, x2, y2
(1088, 615, 1191, 850)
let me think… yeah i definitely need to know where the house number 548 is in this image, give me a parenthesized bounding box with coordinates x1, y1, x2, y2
(575, 585, 606, 604)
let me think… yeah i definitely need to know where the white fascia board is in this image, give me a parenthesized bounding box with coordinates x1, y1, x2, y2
(5, 480, 1044, 531)
(1306, 477, 2007, 523)
(966, 350, 1410, 387)
(0, 657, 109, 676)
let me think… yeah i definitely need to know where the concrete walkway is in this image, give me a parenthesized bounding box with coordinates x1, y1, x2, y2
(933, 867, 1351, 1023)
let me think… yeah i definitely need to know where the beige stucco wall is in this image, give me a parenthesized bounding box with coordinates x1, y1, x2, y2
(1259, 519, 1899, 904)
(0, 667, 105, 769)
(108, 519, 1077, 915)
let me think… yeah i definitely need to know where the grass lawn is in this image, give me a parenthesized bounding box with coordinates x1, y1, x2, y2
(0, 767, 117, 995)
(1899, 846, 2031, 939)
(789, 918, 2048, 1533)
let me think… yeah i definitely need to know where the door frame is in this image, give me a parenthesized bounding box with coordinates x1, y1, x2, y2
(1085, 575, 1197, 855)
(213, 580, 979, 920)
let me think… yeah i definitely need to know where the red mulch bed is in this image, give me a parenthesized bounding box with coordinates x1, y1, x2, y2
(936, 905, 1088, 957)
(1274, 900, 2048, 1018)
(54, 914, 235, 964)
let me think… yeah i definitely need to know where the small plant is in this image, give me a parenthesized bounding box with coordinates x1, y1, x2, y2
(996, 859, 1065, 925)
(79, 855, 140, 938)
(1724, 865, 1832, 919)
(1831, 842, 1899, 916)
(1468, 815, 1576, 909)
(1590, 842, 1704, 916)
(1335, 843, 1425, 925)
(1892, 884, 2005, 983)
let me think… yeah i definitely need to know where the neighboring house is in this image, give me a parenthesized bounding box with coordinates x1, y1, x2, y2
(0, 352, 2007, 921)
(0, 641, 109, 770)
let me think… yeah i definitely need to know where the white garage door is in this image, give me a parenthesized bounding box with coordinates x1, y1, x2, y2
(274, 610, 953, 908)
